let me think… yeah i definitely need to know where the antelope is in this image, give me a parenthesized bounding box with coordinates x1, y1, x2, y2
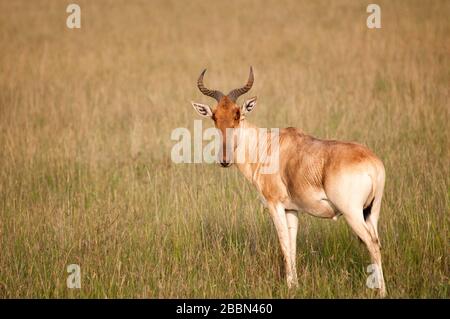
(191, 67, 387, 297)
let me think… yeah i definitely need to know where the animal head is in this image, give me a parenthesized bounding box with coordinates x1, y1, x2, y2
(191, 67, 257, 167)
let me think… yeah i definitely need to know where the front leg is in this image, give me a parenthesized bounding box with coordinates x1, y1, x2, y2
(268, 202, 296, 288)
(286, 210, 299, 285)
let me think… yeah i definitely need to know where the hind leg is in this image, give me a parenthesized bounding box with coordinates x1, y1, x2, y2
(343, 210, 386, 297)
(365, 197, 382, 248)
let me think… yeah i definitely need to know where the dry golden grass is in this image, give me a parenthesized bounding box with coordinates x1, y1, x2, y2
(0, 0, 448, 298)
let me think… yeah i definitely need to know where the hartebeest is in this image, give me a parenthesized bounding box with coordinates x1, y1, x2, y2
(191, 67, 387, 296)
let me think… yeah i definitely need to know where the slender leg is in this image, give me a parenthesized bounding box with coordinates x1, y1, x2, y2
(286, 210, 299, 286)
(366, 195, 382, 248)
(343, 211, 386, 297)
(268, 202, 295, 288)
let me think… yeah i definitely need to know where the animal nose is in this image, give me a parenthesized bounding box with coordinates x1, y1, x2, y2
(220, 162, 231, 168)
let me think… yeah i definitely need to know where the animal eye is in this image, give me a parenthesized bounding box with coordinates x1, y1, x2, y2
(212, 114, 216, 121)
(235, 110, 240, 120)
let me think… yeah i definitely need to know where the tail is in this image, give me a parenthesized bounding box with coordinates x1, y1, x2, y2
(363, 198, 374, 221)
(363, 161, 384, 243)
(360, 166, 383, 244)
(358, 198, 375, 244)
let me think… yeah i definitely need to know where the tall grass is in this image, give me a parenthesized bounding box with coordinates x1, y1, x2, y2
(0, 0, 448, 298)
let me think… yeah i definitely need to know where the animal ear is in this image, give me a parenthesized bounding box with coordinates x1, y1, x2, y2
(191, 102, 213, 118)
(241, 96, 257, 114)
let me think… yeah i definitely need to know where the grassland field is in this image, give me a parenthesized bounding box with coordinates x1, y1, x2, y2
(0, 0, 448, 298)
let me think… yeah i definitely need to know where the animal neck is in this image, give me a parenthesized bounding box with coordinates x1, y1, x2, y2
(233, 119, 266, 183)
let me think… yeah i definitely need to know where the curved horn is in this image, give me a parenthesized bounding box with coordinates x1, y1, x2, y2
(227, 67, 254, 102)
(197, 69, 224, 102)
